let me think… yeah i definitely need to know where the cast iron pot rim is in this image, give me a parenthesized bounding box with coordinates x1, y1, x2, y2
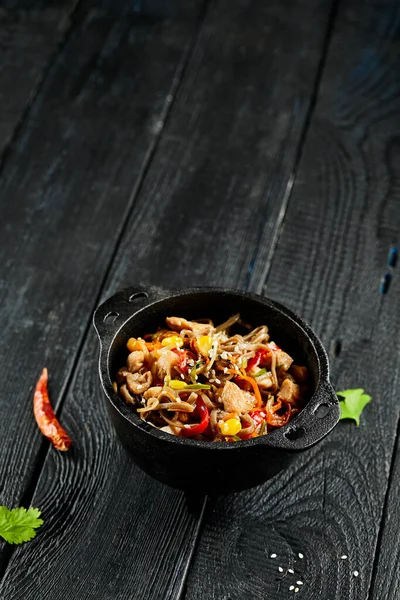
(94, 286, 339, 452)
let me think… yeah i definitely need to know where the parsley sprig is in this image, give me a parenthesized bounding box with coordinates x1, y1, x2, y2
(0, 507, 43, 544)
(338, 388, 371, 426)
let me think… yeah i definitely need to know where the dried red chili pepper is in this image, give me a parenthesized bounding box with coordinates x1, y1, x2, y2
(33, 368, 72, 451)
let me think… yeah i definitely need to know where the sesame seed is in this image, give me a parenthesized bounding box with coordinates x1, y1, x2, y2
(289, 586, 295, 591)
(180, 373, 185, 379)
(294, 588, 299, 593)
(215, 378, 221, 384)
(296, 581, 303, 585)
(288, 568, 294, 574)
(278, 567, 283, 572)
(353, 571, 359, 577)
(223, 367, 228, 373)
(340, 555, 348, 560)
(298, 553, 304, 559)
(270, 553, 277, 559)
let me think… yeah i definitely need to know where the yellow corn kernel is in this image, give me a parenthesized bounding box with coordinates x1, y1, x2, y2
(127, 337, 138, 352)
(168, 380, 187, 390)
(197, 335, 213, 356)
(161, 335, 184, 348)
(219, 418, 241, 436)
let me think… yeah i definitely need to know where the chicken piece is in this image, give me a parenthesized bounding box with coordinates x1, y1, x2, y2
(150, 349, 179, 380)
(274, 349, 293, 371)
(290, 365, 308, 383)
(143, 386, 164, 400)
(221, 381, 256, 414)
(120, 384, 135, 405)
(126, 371, 152, 395)
(115, 367, 130, 385)
(278, 378, 301, 405)
(166, 316, 214, 336)
(127, 351, 145, 373)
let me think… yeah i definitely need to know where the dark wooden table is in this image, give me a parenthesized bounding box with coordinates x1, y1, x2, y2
(1, 0, 399, 598)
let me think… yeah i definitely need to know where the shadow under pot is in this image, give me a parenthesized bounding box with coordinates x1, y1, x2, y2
(93, 286, 339, 494)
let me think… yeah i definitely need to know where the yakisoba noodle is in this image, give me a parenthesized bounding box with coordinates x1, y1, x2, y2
(114, 314, 309, 441)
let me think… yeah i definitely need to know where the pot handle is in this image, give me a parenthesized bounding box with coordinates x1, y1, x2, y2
(266, 380, 340, 451)
(93, 285, 169, 345)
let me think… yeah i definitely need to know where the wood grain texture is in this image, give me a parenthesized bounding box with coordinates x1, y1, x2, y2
(109, 0, 336, 291)
(0, 0, 334, 598)
(0, 5, 200, 575)
(0, 3, 78, 161)
(370, 431, 400, 600)
(184, 1, 400, 599)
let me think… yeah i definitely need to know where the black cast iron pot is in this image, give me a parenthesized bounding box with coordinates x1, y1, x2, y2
(93, 286, 340, 494)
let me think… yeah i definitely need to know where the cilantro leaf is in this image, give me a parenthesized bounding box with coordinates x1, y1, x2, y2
(338, 388, 371, 426)
(0, 507, 43, 544)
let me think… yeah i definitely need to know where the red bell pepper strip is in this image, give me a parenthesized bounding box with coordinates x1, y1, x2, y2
(240, 409, 267, 439)
(181, 396, 210, 437)
(247, 348, 269, 372)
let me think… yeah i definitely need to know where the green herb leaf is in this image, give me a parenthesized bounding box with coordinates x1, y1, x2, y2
(0, 507, 43, 544)
(338, 388, 371, 426)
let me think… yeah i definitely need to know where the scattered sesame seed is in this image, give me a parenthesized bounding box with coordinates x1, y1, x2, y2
(340, 555, 348, 560)
(288, 568, 294, 574)
(180, 373, 185, 379)
(278, 567, 283, 573)
(294, 588, 299, 593)
(215, 378, 221, 384)
(353, 571, 359, 577)
(298, 553, 304, 559)
(289, 586, 295, 591)
(296, 581, 303, 585)
(223, 367, 228, 373)
(270, 553, 277, 559)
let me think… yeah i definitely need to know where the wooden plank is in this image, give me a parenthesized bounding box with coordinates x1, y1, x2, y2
(0, 5, 201, 576)
(0, 3, 78, 161)
(184, 1, 400, 599)
(0, 1, 334, 598)
(370, 435, 400, 600)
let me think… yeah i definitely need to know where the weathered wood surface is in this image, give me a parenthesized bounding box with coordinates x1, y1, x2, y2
(0, 0, 336, 598)
(0, 2, 78, 161)
(184, 1, 400, 599)
(0, 3, 203, 578)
